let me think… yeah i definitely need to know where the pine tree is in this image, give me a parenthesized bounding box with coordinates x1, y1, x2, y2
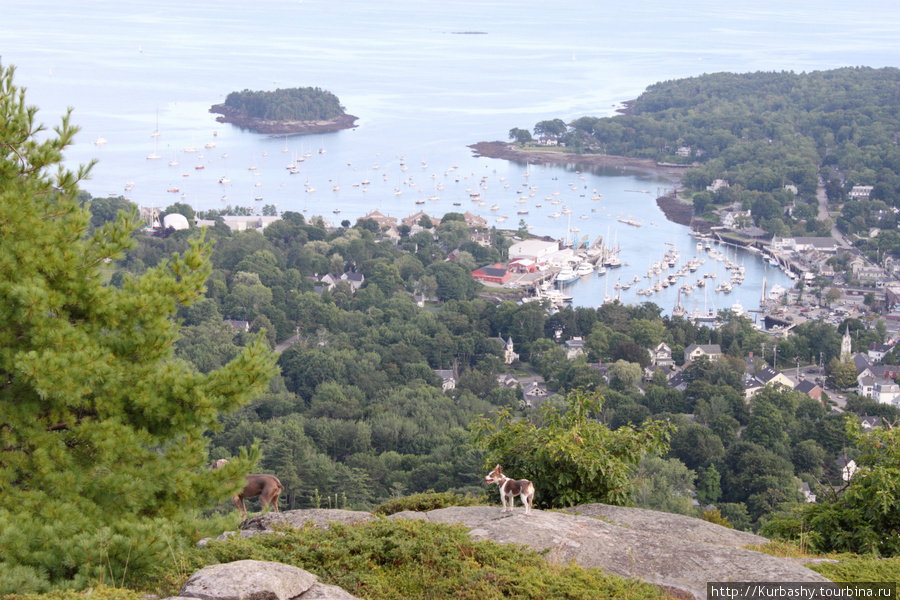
(0, 63, 277, 592)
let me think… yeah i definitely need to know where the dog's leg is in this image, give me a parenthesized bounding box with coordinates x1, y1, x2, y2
(522, 484, 534, 515)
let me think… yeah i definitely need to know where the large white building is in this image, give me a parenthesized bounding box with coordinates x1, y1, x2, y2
(508, 239, 560, 262)
(195, 215, 283, 232)
(771, 237, 839, 254)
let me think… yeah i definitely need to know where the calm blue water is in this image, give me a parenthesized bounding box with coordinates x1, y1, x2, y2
(4, 0, 900, 314)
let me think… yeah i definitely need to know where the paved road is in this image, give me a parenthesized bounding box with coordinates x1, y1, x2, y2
(275, 333, 300, 353)
(816, 178, 850, 248)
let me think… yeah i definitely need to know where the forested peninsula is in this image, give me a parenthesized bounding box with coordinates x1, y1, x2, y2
(494, 67, 900, 243)
(210, 86, 358, 134)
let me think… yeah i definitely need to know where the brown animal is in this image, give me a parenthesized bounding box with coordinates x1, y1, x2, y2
(484, 464, 535, 514)
(212, 459, 284, 519)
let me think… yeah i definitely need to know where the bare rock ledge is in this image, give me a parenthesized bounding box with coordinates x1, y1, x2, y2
(190, 505, 831, 600)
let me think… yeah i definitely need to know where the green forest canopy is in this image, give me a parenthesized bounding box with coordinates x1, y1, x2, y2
(224, 86, 346, 121)
(522, 67, 900, 239)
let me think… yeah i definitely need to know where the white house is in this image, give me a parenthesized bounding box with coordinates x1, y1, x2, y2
(434, 369, 456, 392)
(857, 375, 876, 398)
(649, 343, 674, 367)
(754, 366, 795, 390)
(684, 344, 722, 363)
(868, 343, 893, 363)
(874, 380, 900, 405)
(563, 337, 586, 360)
(522, 381, 551, 407)
(838, 455, 857, 482)
(799, 482, 816, 503)
(849, 185, 874, 200)
(341, 271, 365, 292)
(720, 210, 751, 230)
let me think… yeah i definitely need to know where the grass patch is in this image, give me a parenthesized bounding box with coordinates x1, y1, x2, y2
(744, 539, 828, 559)
(516, 145, 571, 154)
(8, 587, 148, 600)
(807, 555, 900, 591)
(747, 540, 899, 594)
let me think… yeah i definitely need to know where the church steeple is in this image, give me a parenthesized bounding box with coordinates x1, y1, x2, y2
(841, 328, 852, 360)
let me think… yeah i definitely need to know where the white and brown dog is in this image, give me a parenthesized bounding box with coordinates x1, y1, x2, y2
(484, 464, 534, 514)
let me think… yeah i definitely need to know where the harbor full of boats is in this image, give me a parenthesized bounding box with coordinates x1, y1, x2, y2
(516, 233, 787, 321)
(71, 103, 795, 318)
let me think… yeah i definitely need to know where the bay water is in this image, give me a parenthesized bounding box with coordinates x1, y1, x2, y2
(4, 0, 900, 314)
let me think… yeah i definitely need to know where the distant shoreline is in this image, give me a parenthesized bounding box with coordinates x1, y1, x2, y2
(468, 141, 694, 228)
(468, 141, 682, 174)
(209, 103, 358, 135)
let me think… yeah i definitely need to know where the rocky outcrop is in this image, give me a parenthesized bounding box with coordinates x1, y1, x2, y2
(209, 104, 358, 135)
(173, 559, 357, 600)
(240, 508, 374, 531)
(656, 191, 699, 229)
(468, 141, 682, 176)
(411, 506, 828, 600)
(194, 506, 831, 600)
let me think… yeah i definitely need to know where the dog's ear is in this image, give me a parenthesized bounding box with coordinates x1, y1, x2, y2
(494, 464, 501, 470)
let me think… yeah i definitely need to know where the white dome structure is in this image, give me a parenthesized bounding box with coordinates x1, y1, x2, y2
(162, 213, 190, 230)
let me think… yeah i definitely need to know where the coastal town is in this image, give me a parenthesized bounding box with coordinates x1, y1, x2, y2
(142, 167, 900, 420)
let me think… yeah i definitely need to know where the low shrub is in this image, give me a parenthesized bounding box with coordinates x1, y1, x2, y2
(373, 491, 486, 516)
(807, 555, 900, 592)
(151, 518, 668, 600)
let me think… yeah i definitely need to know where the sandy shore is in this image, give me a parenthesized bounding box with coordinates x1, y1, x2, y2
(468, 141, 696, 229)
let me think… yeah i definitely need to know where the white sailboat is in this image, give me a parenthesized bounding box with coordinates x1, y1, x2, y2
(146, 136, 161, 160)
(672, 288, 687, 317)
(150, 108, 160, 138)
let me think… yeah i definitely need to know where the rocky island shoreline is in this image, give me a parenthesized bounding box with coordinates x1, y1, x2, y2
(469, 141, 696, 229)
(209, 103, 359, 135)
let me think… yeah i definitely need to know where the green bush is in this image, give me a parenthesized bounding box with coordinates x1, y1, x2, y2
(7, 587, 148, 600)
(763, 419, 900, 556)
(700, 508, 733, 529)
(374, 491, 486, 516)
(470, 389, 673, 508)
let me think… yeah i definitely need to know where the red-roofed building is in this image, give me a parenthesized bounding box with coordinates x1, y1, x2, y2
(472, 264, 510, 284)
(508, 258, 538, 274)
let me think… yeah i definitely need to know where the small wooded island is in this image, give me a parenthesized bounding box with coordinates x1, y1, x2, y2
(210, 86, 358, 135)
